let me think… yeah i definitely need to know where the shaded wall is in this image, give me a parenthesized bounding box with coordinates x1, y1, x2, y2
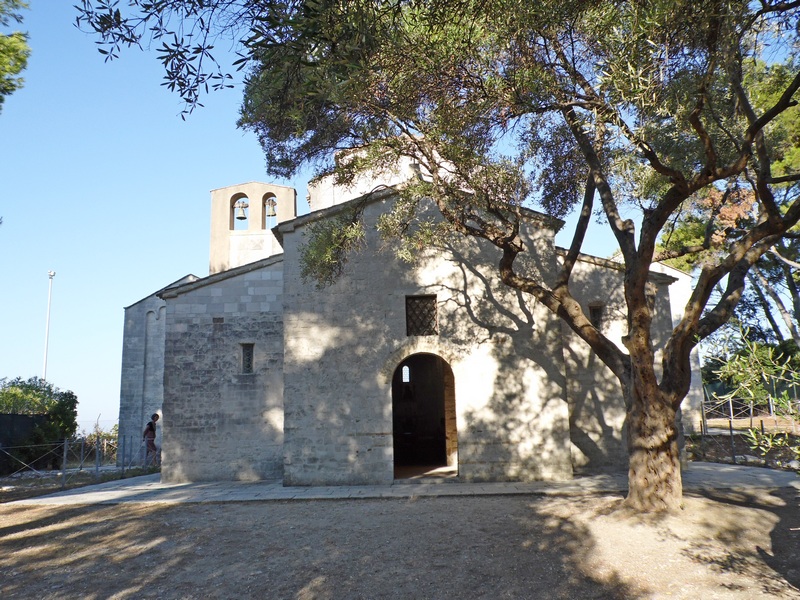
(0, 414, 48, 446)
(561, 257, 678, 470)
(160, 257, 285, 482)
(118, 293, 168, 465)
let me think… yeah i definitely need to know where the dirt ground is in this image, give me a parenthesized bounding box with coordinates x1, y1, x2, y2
(1, 487, 799, 599)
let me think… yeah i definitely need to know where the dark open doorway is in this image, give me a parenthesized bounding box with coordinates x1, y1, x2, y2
(392, 353, 457, 479)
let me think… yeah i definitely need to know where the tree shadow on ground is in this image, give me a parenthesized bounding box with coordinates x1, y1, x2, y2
(3, 488, 799, 599)
(687, 487, 800, 594)
(0, 495, 637, 600)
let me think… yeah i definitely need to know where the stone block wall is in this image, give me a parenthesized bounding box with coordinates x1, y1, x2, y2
(160, 257, 285, 482)
(279, 196, 573, 485)
(118, 293, 167, 465)
(561, 256, 680, 470)
(560, 258, 628, 470)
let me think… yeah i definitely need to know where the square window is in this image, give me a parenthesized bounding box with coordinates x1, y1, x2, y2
(406, 295, 438, 336)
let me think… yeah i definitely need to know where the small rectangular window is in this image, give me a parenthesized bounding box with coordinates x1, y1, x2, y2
(241, 343, 254, 374)
(589, 305, 604, 329)
(406, 295, 438, 336)
(646, 293, 656, 312)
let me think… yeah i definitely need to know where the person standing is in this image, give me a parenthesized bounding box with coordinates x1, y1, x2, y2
(143, 413, 160, 466)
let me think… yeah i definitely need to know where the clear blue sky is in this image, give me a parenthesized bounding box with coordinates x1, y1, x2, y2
(0, 3, 310, 432)
(1, 2, 613, 434)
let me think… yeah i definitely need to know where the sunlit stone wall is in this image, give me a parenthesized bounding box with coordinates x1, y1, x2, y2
(279, 194, 574, 485)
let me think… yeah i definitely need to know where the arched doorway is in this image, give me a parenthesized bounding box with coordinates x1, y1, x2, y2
(392, 353, 457, 478)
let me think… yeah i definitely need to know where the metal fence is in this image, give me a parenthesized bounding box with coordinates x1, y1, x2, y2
(116, 435, 161, 471)
(0, 435, 158, 490)
(694, 388, 800, 465)
(700, 391, 800, 435)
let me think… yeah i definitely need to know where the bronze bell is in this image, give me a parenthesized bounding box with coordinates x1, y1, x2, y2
(265, 198, 277, 217)
(234, 200, 249, 220)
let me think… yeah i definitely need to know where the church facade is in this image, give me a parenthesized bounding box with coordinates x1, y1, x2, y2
(118, 166, 703, 485)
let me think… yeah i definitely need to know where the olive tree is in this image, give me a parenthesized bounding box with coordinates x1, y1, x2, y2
(77, 0, 800, 511)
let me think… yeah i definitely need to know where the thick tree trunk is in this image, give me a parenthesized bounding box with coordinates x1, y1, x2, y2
(625, 383, 683, 512)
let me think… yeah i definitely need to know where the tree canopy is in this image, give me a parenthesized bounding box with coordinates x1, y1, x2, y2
(77, 0, 800, 511)
(0, 376, 79, 439)
(0, 0, 30, 113)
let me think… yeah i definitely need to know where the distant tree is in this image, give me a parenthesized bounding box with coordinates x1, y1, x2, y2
(711, 332, 800, 413)
(77, 1, 800, 511)
(0, 377, 79, 440)
(0, 0, 30, 113)
(84, 422, 118, 447)
(0, 376, 55, 414)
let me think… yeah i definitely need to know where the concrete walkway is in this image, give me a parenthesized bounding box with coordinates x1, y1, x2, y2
(11, 463, 799, 506)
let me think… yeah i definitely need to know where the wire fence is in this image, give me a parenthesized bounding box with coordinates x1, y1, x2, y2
(701, 391, 800, 434)
(0, 435, 159, 490)
(693, 389, 800, 466)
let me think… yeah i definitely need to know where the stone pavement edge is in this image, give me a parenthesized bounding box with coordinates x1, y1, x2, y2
(8, 463, 799, 506)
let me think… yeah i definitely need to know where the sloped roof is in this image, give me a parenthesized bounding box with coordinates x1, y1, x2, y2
(124, 274, 200, 310)
(274, 185, 564, 244)
(158, 254, 284, 300)
(555, 247, 678, 285)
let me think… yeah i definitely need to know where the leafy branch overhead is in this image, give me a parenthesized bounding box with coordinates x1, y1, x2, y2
(0, 0, 30, 113)
(75, 0, 247, 112)
(299, 207, 365, 289)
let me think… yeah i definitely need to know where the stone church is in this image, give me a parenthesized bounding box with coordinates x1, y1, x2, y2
(118, 162, 702, 485)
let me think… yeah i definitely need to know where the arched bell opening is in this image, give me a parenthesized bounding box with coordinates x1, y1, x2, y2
(392, 353, 457, 479)
(230, 193, 250, 231)
(262, 193, 277, 230)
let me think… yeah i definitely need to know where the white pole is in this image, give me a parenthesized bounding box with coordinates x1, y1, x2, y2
(42, 270, 56, 380)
